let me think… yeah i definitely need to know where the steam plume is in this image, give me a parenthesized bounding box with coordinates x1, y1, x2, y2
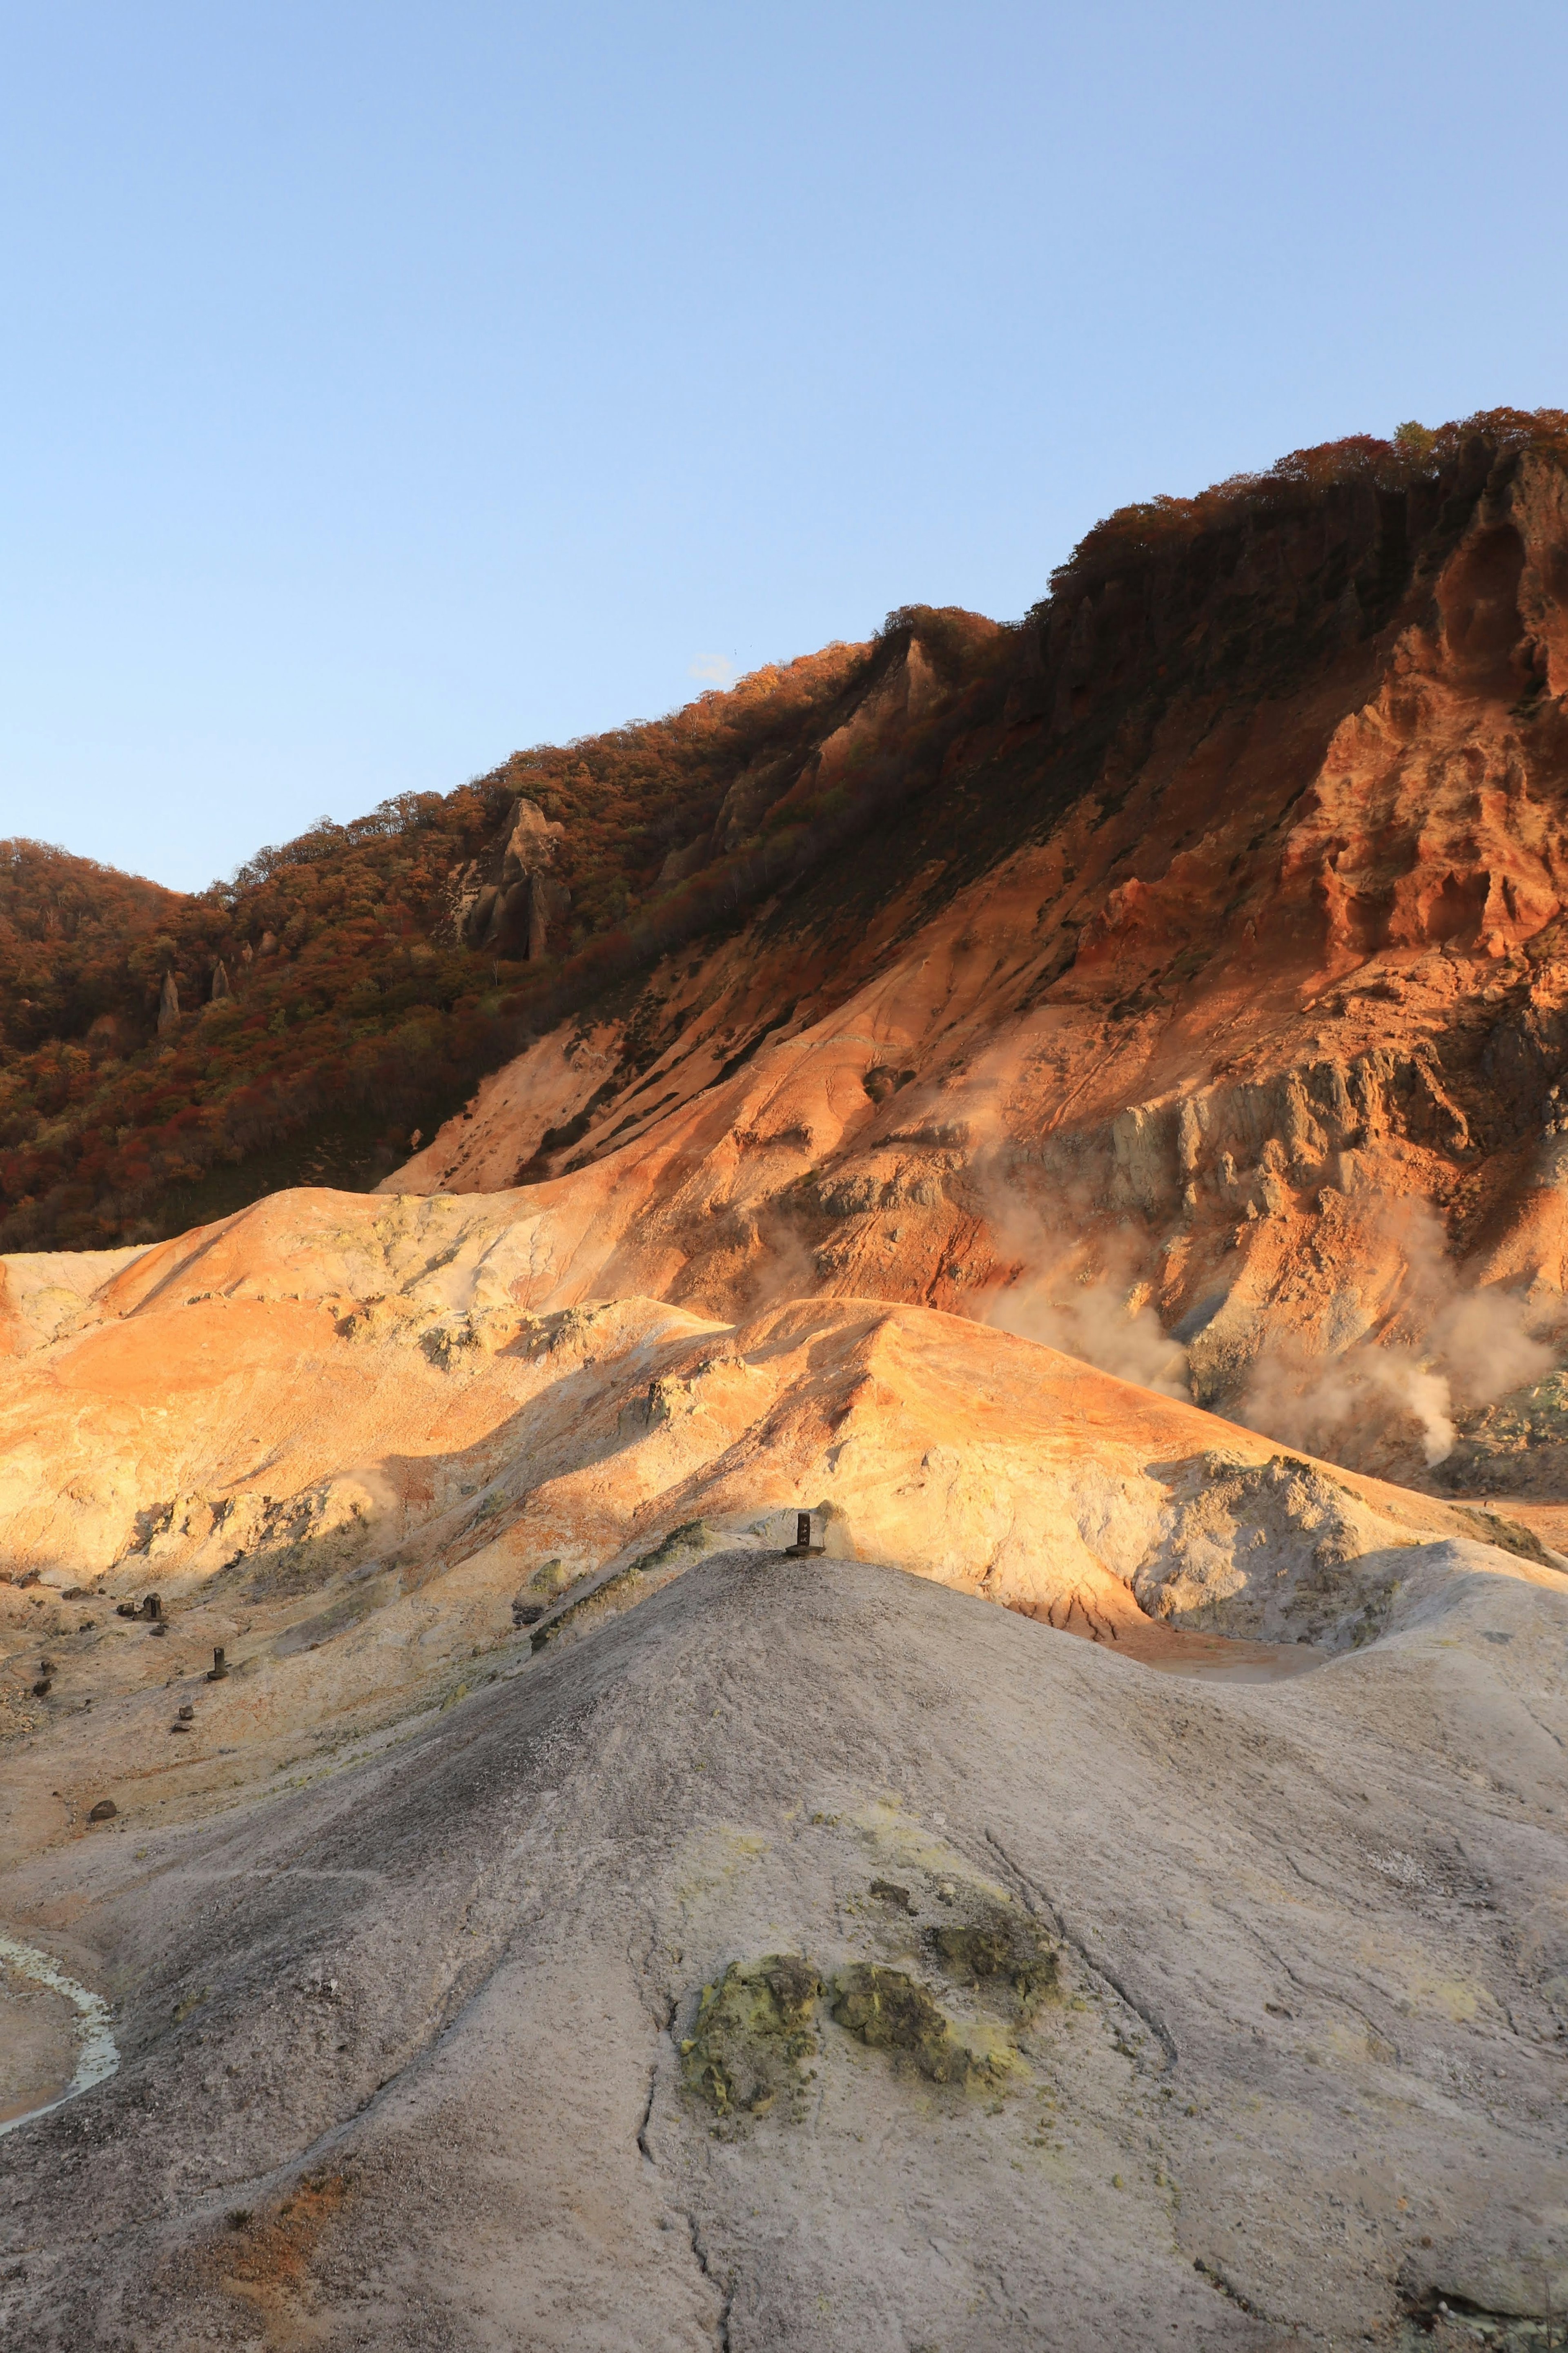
(1236, 1200, 1552, 1466)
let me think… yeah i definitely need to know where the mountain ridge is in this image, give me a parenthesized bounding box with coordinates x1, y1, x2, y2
(5, 405, 1563, 1264)
(10, 405, 1568, 1501)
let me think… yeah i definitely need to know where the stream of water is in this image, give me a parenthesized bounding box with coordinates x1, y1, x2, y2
(0, 1933, 119, 2139)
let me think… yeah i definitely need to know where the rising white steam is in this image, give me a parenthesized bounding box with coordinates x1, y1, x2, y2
(976, 1174, 1552, 1467)
(978, 1185, 1192, 1399)
(1236, 1200, 1553, 1465)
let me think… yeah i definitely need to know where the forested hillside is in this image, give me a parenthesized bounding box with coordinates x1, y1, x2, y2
(4, 404, 1565, 1258)
(0, 638, 900, 1248)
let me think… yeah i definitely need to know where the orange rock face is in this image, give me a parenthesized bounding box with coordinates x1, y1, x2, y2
(360, 451, 1568, 1491)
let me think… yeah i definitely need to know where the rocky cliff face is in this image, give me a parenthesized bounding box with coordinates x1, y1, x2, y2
(440, 794, 572, 959)
(379, 439, 1568, 1492)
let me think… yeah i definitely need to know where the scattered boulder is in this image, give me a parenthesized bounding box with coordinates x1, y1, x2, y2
(87, 1800, 117, 1822)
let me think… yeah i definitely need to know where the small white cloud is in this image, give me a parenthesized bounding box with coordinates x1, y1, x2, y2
(689, 653, 739, 688)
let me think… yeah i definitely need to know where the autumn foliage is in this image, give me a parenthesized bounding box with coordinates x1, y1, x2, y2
(0, 640, 902, 1251)
(4, 408, 1563, 1256)
(1043, 406, 1568, 597)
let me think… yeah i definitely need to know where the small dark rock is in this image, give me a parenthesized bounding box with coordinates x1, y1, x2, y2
(88, 1800, 117, 1822)
(31, 1679, 52, 1699)
(870, 1878, 916, 1912)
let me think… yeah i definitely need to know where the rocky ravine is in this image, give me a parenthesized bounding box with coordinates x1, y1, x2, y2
(0, 1175, 1566, 2345)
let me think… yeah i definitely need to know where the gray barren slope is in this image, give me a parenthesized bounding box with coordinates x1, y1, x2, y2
(2, 1550, 1566, 2351)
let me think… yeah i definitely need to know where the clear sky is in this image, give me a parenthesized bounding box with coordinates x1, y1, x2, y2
(4, 0, 1566, 891)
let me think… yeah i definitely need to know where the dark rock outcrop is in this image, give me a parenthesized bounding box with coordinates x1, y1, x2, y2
(442, 796, 572, 960)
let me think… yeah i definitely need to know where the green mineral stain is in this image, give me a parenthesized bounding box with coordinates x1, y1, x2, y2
(681, 1954, 821, 2119)
(927, 1902, 1058, 2020)
(829, 1964, 993, 2086)
(631, 1520, 717, 1575)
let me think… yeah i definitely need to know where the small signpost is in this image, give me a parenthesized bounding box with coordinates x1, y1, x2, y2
(785, 1510, 825, 1558)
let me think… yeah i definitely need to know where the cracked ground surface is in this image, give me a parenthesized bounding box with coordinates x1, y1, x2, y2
(1, 1550, 1566, 2350)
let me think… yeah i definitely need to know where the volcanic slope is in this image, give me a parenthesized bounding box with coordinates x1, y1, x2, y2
(6, 415, 1568, 2345)
(2, 1547, 1566, 2352)
(379, 426, 1568, 1494)
(0, 1182, 1566, 2344)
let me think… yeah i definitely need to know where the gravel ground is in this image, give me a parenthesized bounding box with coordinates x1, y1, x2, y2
(1, 1545, 1565, 2351)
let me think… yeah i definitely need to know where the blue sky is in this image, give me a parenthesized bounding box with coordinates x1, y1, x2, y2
(4, 0, 1566, 890)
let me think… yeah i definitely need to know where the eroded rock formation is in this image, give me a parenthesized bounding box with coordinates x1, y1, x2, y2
(441, 792, 571, 959)
(373, 446, 1568, 1490)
